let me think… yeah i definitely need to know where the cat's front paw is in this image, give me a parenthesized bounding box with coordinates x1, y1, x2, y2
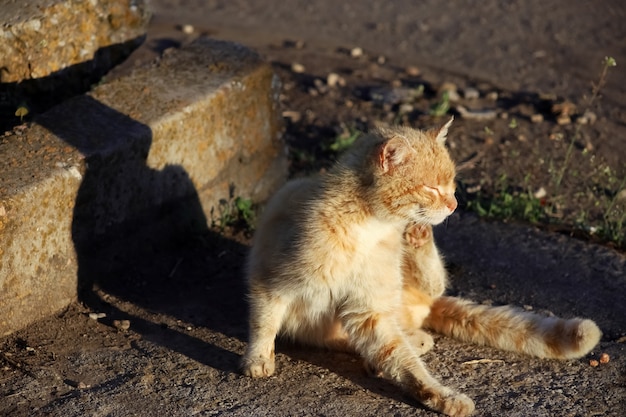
(404, 223, 432, 249)
(240, 355, 275, 378)
(439, 393, 475, 417)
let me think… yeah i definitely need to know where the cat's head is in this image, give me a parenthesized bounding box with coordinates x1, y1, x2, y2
(367, 118, 457, 225)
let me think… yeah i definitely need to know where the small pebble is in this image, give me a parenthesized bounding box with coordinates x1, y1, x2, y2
(350, 47, 363, 58)
(599, 353, 610, 364)
(549, 132, 564, 141)
(556, 114, 571, 125)
(486, 91, 499, 101)
(534, 187, 547, 199)
(405, 66, 420, 76)
(463, 87, 480, 100)
(377, 55, 386, 65)
(552, 101, 576, 117)
(181, 24, 194, 34)
(576, 110, 597, 125)
(88, 312, 106, 320)
(530, 114, 544, 123)
(589, 359, 599, 367)
(113, 320, 131, 331)
(326, 73, 342, 88)
(291, 63, 305, 73)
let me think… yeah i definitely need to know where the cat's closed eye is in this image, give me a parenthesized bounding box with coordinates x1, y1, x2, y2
(422, 185, 454, 200)
(423, 186, 457, 212)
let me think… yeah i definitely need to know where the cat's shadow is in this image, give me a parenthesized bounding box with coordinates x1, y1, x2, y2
(36, 95, 249, 374)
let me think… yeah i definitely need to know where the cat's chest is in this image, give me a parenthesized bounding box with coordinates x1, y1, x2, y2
(350, 218, 403, 259)
(337, 218, 405, 293)
(310, 215, 405, 287)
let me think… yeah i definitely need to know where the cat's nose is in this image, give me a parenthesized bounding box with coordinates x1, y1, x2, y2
(446, 196, 458, 212)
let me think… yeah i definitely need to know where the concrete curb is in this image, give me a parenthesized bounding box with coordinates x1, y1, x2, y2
(0, 37, 287, 336)
(0, 0, 149, 83)
(0, 0, 150, 133)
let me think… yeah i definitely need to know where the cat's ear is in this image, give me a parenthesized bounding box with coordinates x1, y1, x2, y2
(378, 137, 411, 173)
(433, 116, 454, 144)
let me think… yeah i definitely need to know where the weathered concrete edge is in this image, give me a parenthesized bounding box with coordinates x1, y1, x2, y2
(0, 38, 287, 336)
(0, 0, 150, 82)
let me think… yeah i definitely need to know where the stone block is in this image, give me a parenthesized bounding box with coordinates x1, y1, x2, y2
(0, 0, 149, 83)
(0, 0, 150, 132)
(0, 37, 287, 336)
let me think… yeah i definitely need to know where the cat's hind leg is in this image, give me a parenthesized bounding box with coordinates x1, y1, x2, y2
(321, 317, 352, 352)
(405, 328, 435, 355)
(240, 288, 289, 377)
(342, 310, 474, 417)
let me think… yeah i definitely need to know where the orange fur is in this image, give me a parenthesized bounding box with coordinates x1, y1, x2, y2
(240, 119, 601, 417)
(423, 296, 601, 360)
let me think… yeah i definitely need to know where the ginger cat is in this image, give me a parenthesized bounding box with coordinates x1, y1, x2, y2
(240, 119, 602, 417)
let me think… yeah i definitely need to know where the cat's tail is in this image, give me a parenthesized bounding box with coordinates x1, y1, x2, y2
(424, 296, 601, 359)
